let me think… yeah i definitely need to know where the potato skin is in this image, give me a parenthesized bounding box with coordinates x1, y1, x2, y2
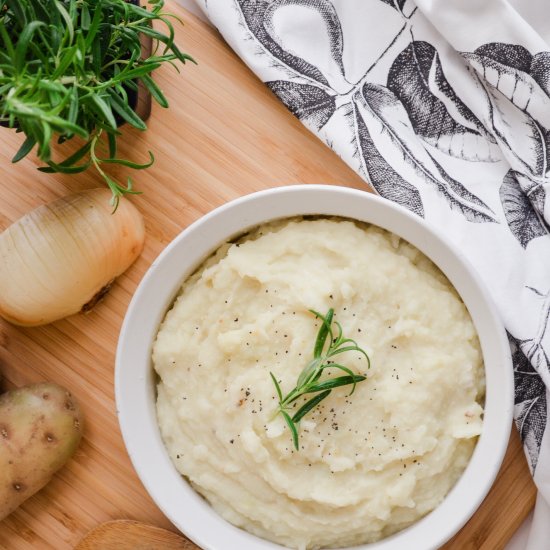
(0, 383, 83, 520)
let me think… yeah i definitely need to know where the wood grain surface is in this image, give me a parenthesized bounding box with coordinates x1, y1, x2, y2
(0, 3, 536, 549)
(75, 520, 193, 550)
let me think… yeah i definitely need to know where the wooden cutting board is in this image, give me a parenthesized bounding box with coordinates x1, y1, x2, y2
(0, 3, 536, 549)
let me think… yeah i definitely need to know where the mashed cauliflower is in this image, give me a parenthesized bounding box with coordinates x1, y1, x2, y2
(154, 218, 484, 549)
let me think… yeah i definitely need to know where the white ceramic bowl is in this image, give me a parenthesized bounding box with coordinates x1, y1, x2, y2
(115, 185, 513, 550)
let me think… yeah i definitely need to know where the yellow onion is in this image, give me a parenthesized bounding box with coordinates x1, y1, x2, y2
(0, 189, 145, 326)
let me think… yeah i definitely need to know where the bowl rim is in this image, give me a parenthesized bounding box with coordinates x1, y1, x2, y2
(115, 184, 514, 550)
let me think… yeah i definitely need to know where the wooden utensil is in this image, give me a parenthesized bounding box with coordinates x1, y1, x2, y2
(75, 520, 197, 550)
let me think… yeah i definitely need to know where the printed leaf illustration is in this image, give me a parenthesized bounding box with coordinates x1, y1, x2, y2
(522, 290, 550, 385)
(466, 61, 550, 198)
(429, 155, 497, 214)
(354, 83, 497, 222)
(524, 341, 550, 381)
(500, 171, 549, 248)
(514, 171, 547, 213)
(267, 81, 335, 131)
(236, 0, 346, 90)
(516, 397, 547, 474)
(463, 43, 550, 129)
(510, 334, 547, 473)
(348, 100, 424, 217)
(378, 0, 415, 17)
(427, 53, 492, 136)
(487, 83, 550, 178)
(475, 43, 532, 72)
(521, 285, 550, 386)
(387, 41, 499, 161)
(531, 52, 550, 96)
(380, 0, 406, 11)
(530, 185, 547, 215)
(427, 53, 501, 162)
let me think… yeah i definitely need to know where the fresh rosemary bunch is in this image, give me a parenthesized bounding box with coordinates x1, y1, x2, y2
(270, 308, 370, 451)
(0, 0, 194, 208)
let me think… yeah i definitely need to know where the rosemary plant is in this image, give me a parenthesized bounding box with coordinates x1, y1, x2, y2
(0, 0, 194, 208)
(270, 308, 370, 451)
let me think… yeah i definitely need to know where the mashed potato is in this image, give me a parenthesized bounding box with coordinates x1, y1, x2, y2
(154, 218, 484, 550)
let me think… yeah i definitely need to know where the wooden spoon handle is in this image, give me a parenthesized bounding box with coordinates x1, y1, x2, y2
(75, 520, 199, 550)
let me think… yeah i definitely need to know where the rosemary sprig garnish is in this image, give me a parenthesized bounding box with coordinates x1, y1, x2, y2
(270, 308, 370, 451)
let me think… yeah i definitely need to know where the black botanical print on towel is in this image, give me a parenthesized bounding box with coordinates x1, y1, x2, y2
(511, 334, 548, 472)
(378, 0, 415, 18)
(237, 0, 345, 88)
(267, 81, 336, 131)
(463, 42, 550, 204)
(531, 52, 550, 95)
(353, 83, 496, 222)
(350, 97, 424, 216)
(464, 43, 550, 102)
(521, 285, 550, 381)
(380, 0, 406, 12)
(388, 41, 499, 162)
(500, 171, 549, 248)
(236, 0, 496, 223)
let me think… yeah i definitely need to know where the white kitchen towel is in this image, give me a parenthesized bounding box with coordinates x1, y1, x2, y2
(194, 0, 550, 546)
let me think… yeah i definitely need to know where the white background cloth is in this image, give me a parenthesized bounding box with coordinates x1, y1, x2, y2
(176, 0, 548, 547)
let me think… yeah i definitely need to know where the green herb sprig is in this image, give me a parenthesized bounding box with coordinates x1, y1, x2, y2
(0, 0, 194, 209)
(270, 308, 370, 451)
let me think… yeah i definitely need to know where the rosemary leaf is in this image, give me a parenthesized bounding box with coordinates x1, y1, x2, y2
(311, 307, 333, 358)
(296, 357, 321, 389)
(100, 150, 154, 169)
(140, 73, 168, 108)
(12, 135, 36, 163)
(39, 159, 91, 174)
(292, 390, 331, 424)
(107, 132, 117, 159)
(107, 88, 147, 130)
(281, 411, 299, 451)
(270, 372, 283, 402)
(306, 375, 366, 393)
(90, 94, 117, 129)
(52, 140, 93, 167)
(317, 363, 362, 394)
(14, 21, 45, 73)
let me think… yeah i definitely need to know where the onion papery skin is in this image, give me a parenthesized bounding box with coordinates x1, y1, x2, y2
(0, 189, 145, 326)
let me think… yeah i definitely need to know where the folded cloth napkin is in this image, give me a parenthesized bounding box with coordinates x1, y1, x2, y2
(195, 0, 550, 546)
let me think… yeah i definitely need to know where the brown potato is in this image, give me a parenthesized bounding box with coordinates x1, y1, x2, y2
(0, 383, 83, 520)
